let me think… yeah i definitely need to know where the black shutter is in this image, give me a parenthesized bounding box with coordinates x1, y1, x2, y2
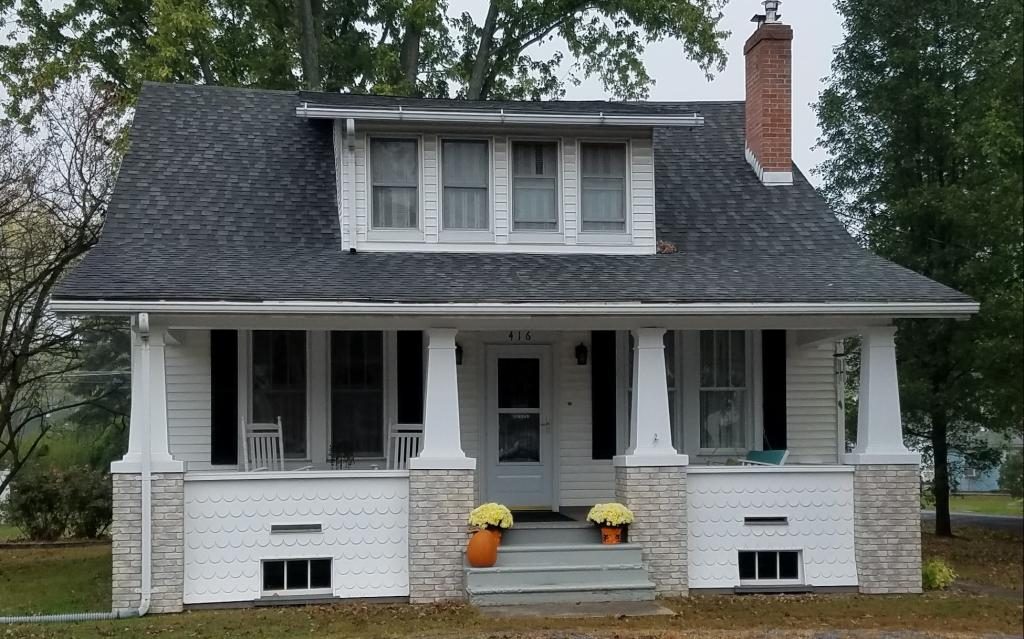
(591, 331, 617, 460)
(396, 331, 424, 424)
(210, 330, 238, 465)
(761, 330, 787, 450)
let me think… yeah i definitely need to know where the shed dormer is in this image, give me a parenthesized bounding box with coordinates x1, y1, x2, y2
(296, 96, 703, 254)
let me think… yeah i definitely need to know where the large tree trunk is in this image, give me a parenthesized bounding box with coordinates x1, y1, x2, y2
(296, 0, 320, 90)
(931, 409, 953, 537)
(467, 0, 500, 100)
(399, 22, 421, 90)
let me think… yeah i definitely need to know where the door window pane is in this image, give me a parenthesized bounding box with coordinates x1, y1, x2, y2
(498, 358, 540, 409)
(498, 413, 541, 462)
(512, 142, 558, 230)
(442, 140, 489, 229)
(699, 330, 748, 449)
(371, 138, 418, 228)
(331, 331, 385, 458)
(580, 143, 627, 232)
(251, 331, 307, 458)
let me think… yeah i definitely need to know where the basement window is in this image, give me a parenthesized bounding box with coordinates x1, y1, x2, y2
(738, 550, 801, 584)
(262, 558, 332, 596)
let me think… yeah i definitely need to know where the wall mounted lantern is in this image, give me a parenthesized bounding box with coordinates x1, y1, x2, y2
(575, 343, 588, 366)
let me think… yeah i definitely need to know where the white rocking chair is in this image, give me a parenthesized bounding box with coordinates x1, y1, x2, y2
(387, 423, 423, 470)
(241, 417, 286, 472)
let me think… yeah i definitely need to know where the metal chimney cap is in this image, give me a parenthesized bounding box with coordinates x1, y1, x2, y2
(751, 0, 782, 24)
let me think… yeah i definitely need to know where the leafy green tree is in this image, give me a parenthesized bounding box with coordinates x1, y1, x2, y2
(816, 0, 1023, 536)
(1, 0, 729, 121)
(1000, 450, 1023, 499)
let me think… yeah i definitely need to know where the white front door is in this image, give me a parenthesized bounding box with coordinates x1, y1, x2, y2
(485, 345, 554, 509)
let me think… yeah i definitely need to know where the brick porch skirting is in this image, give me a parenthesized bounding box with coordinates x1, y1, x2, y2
(853, 464, 922, 594)
(407, 468, 475, 603)
(615, 465, 688, 596)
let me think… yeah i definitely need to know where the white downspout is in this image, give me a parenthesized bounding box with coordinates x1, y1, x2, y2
(136, 311, 153, 617)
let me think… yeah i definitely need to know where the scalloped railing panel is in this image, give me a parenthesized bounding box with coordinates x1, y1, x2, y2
(686, 469, 857, 589)
(183, 475, 409, 604)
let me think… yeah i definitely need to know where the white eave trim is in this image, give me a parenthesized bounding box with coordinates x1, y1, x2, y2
(295, 103, 703, 128)
(49, 299, 979, 318)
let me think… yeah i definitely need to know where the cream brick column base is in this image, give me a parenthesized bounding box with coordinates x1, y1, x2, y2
(111, 473, 185, 614)
(852, 464, 922, 594)
(408, 468, 475, 603)
(615, 465, 688, 596)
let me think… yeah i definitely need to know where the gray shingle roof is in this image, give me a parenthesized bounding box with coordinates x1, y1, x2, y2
(54, 82, 971, 306)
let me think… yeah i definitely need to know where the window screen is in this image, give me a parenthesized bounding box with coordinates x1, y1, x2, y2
(371, 138, 418, 228)
(512, 141, 558, 230)
(442, 140, 489, 229)
(699, 330, 748, 449)
(580, 142, 627, 232)
(251, 331, 307, 458)
(330, 331, 385, 458)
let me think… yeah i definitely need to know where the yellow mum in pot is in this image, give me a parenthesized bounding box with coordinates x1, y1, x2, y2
(587, 502, 634, 527)
(468, 503, 514, 530)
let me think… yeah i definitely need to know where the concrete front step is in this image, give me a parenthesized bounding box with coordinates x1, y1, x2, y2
(500, 522, 601, 546)
(467, 581, 657, 606)
(467, 563, 650, 589)
(496, 543, 645, 568)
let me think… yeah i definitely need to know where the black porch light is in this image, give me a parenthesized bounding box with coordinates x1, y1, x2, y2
(574, 342, 588, 366)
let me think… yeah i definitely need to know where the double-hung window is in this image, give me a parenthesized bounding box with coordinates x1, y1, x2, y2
(511, 141, 559, 231)
(370, 138, 418, 229)
(330, 331, 385, 458)
(251, 330, 308, 459)
(442, 140, 489, 230)
(699, 330, 749, 449)
(580, 142, 627, 232)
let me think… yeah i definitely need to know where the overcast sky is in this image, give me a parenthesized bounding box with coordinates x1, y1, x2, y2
(2, 1, 842, 181)
(451, 0, 844, 184)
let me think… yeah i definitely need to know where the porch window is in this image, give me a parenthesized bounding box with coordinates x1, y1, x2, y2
(442, 139, 489, 230)
(251, 331, 308, 459)
(330, 331, 385, 459)
(512, 141, 559, 231)
(699, 330, 748, 449)
(370, 137, 418, 229)
(580, 142, 627, 232)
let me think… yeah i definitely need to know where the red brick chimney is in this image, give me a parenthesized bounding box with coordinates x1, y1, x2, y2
(744, 1, 793, 186)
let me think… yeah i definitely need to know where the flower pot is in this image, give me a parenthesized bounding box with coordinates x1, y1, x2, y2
(600, 525, 624, 545)
(466, 528, 502, 567)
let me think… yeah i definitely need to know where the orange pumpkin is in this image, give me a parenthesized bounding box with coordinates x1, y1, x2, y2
(466, 528, 502, 567)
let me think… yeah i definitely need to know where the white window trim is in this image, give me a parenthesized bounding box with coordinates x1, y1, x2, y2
(261, 557, 333, 597)
(508, 137, 564, 237)
(577, 138, 631, 236)
(438, 136, 494, 239)
(366, 133, 425, 238)
(243, 330, 313, 463)
(326, 330, 393, 463)
(738, 550, 803, 586)
(680, 330, 763, 458)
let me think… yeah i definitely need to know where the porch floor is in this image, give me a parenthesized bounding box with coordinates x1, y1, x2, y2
(510, 510, 581, 523)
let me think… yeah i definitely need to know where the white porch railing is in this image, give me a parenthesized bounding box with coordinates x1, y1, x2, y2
(686, 465, 857, 589)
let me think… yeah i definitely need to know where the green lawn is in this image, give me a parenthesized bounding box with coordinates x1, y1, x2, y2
(0, 524, 21, 542)
(0, 527, 1020, 638)
(948, 493, 1024, 516)
(0, 544, 110, 616)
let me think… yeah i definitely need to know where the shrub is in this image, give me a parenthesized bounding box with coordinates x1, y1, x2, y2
(999, 450, 1023, 499)
(0, 465, 112, 541)
(922, 558, 957, 590)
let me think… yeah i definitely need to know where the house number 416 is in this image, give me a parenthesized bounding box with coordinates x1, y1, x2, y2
(508, 331, 532, 342)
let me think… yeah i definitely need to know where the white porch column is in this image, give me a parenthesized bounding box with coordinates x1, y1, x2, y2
(614, 328, 687, 467)
(844, 326, 919, 465)
(111, 317, 183, 474)
(410, 328, 475, 470)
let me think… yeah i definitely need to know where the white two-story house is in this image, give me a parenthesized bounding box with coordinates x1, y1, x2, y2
(52, 11, 975, 613)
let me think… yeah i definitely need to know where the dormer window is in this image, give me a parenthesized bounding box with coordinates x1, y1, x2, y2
(441, 140, 489, 230)
(370, 137, 418, 229)
(512, 141, 559, 231)
(580, 142, 628, 233)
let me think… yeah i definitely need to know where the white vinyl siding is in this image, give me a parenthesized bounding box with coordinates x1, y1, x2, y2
(166, 330, 213, 470)
(629, 138, 655, 244)
(785, 340, 841, 463)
